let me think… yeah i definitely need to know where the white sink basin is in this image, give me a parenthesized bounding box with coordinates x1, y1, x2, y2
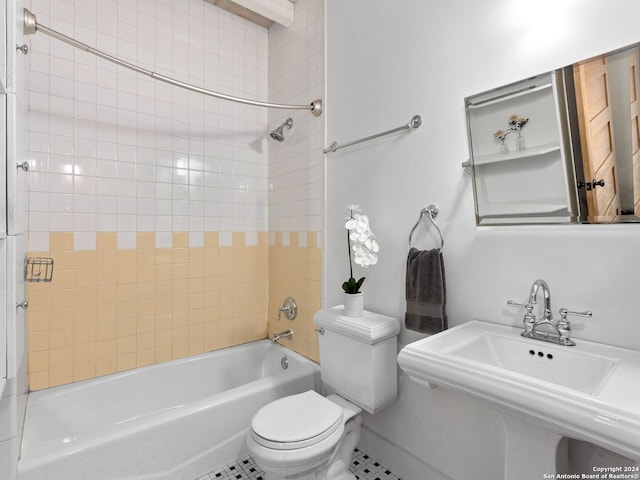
(445, 332, 616, 394)
(398, 320, 640, 461)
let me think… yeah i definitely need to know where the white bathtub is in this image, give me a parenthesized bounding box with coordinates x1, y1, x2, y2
(18, 341, 320, 480)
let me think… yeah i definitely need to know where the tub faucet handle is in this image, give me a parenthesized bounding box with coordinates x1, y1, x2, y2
(278, 297, 297, 321)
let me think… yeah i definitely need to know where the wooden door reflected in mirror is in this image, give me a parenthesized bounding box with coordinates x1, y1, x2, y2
(573, 54, 621, 221)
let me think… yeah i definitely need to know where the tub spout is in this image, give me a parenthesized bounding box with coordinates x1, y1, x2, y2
(271, 328, 294, 344)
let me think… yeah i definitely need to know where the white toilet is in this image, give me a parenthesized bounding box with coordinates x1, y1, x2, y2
(247, 307, 400, 480)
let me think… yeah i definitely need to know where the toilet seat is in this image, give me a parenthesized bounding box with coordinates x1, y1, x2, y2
(250, 390, 344, 450)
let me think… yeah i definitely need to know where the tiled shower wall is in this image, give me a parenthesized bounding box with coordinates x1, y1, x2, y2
(27, 231, 268, 389)
(25, 0, 273, 390)
(266, 0, 324, 362)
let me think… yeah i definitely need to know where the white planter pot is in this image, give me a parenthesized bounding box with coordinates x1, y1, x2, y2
(343, 292, 364, 317)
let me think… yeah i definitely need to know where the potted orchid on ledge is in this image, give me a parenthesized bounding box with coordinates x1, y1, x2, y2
(342, 205, 379, 317)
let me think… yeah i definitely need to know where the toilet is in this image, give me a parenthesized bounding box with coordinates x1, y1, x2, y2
(247, 307, 400, 480)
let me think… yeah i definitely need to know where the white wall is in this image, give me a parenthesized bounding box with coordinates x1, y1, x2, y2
(326, 1, 640, 479)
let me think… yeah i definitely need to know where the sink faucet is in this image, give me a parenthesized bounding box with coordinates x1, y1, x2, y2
(271, 328, 294, 344)
(529, 279, 552, 323)
(508, 280, 592, 346)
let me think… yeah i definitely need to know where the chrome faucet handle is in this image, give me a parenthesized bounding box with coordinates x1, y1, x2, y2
(507, 300, 529, 309)
(558, 307, 592, 320)
(507, 300, 536, 314)
(556, 308, 591, 345)
(507, 300, 536, 333)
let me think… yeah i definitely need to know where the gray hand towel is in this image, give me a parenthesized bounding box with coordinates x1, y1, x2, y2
(404, 247, 447, 334)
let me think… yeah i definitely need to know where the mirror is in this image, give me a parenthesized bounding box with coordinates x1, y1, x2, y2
(465, 42, 640, 225)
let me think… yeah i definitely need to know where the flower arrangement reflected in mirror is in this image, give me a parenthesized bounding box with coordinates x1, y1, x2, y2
(494, 129, 510, 154)
(509, 114, 529, 151)
(493, 114, 529, 153)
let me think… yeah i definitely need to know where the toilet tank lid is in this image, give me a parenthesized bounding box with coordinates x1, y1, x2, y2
(313, 307, 400, 344)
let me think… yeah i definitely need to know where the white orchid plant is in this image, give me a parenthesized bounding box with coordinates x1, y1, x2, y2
(343, 205, 379, 294)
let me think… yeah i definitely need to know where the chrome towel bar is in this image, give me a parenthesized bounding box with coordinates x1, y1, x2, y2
(409, 205, 444, 250)
(324, 115, 422, 154)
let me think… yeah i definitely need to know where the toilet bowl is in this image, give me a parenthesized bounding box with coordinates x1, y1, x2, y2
(247, 307, 400, 480)
(247, 391, 362, 480)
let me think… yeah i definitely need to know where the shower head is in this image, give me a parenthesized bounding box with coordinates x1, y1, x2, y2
(270, 118, 293, 142)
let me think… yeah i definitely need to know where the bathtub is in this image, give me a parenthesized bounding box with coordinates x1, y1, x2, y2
(18, 340, 321, 480)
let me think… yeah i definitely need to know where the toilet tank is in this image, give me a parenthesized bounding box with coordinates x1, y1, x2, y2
(313, 307, 400, 414)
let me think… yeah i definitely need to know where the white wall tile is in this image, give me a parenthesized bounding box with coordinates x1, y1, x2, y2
(74, 232, 96, 250)
(218, 231, 232, 247)
(73, 213, 96, 232)
(49, 173, 74, 194)
(96, 214, 117, 231)
(156, 215, 172, 231)
(117, 196, 136, 214)
(28, 213, 49, 233)
(73, 175, 96, 196)
(137, 215, 154, 231)
(49, 193, 73, 213)
(117, 214, 136, 231)
(245, 231, 258, 246)
(155, 231, 172, 248)
(28, 231, 50, 251)
(49, 212, 74, 231)
(281, 231, 290, 247)
(73, 157, 97, 176)
(188, 231, 204, 247)
(172, 215, 188, 231)
(117, 231, 136, 249)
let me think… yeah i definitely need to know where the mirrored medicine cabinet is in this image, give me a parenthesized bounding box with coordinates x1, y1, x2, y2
(465, 42, 640, 225)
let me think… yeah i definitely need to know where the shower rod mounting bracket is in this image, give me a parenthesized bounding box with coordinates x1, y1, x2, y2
(310, 100, 322, 117)
(23, 8, 36, 35)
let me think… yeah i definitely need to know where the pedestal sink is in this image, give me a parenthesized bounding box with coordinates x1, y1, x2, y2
(397, 320, 640, 475)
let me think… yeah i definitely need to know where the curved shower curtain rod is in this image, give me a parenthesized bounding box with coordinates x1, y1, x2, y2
(22, 9, 323, 117)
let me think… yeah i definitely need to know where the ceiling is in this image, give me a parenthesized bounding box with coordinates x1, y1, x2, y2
(205, 0, 297, 28)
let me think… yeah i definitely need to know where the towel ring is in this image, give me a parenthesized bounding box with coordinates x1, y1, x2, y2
(408, 205, 444, 250)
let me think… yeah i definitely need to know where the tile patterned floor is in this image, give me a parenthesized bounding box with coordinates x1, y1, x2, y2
(196, 448, 401, 480)
(350, 449, 401, 480)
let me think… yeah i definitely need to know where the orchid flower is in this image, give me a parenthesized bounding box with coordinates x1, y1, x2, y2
(343, 205, 379, 294)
